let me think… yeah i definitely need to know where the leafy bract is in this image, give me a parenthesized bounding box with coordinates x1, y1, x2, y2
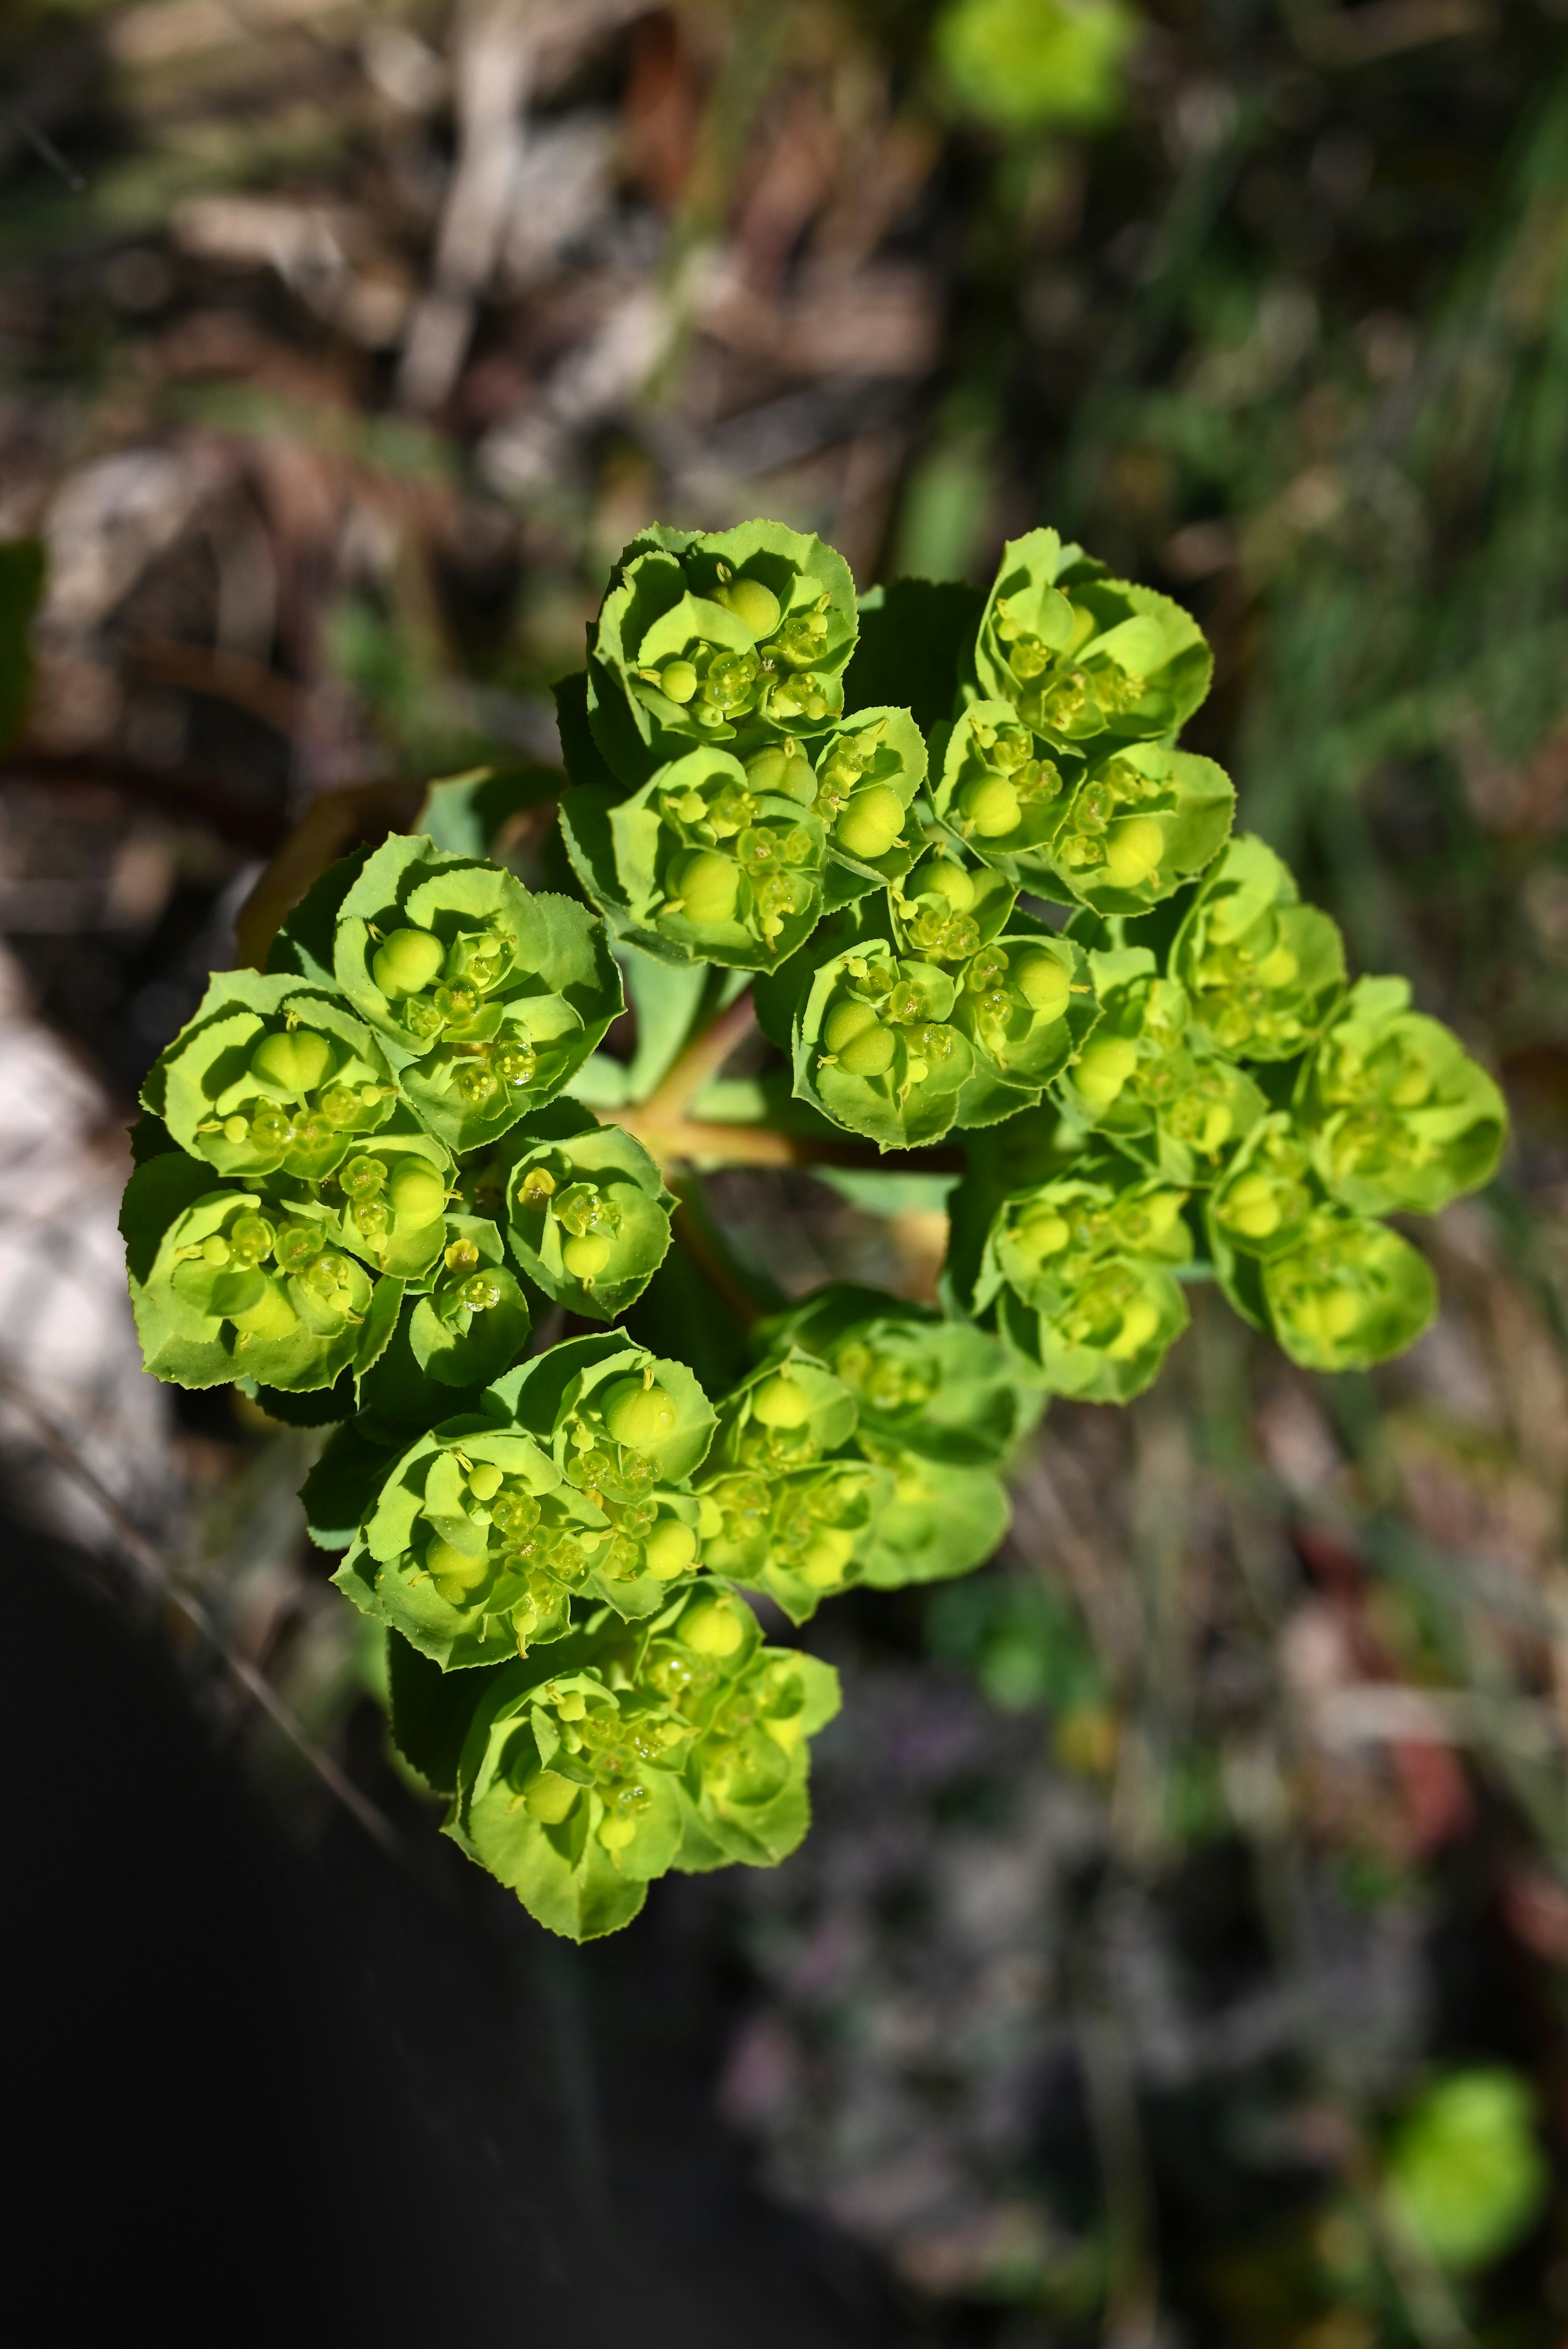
(585, 519, 859, 784)
(1296, 976, 1507, 1216)
(448, 1593, 840, 1933)
(145, 971, 403, 1184)
(560, 743, 829, 970)
(971, 1157, 1193, 1400)
(1056, 947, 1265, 1185)
(973, 528, 1213, 750)
(499, 1114, 673, 1321)
(332, 833, 622, 1147)
(405, 1216, 532, 1389)
(1170, 834, 1345, 1061)
(762, 1285, 1037, 1466)
(696, 1354, 887, 1621)
(1258, 1207, 1436, 1373)
(122, 1152, 399, 1392)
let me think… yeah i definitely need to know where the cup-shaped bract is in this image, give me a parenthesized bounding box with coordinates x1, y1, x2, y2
(950, 926, 1099, 1127)
(145, 972, 401, 1185)
(1045, 744, 1234, 915)
(333, 1420, 614, 1668)
(332, 835, 621, 1149)
(976, 1163, 1193, 1400)
(586, 519, 859, 784)
(319, 1130, 455, 1283)
(764, 1286, 1036, 1467)
(452, 1645, 698, 1939)
(889, 846, 1019, 967)
(803, 706, 926, 888)
(1170, 835, 1346, 1061)
(1296, 977, 1507, 1216)
(651, 1596, 842, 1871)
(796, 945, 974, 1149)
(853, 1442, 1013, 1588)
(1206, 1112, 1318, 1265)
(1259, 1207, 1437, 1372)
(930, 701, 1077, 865)
(405, 1216, 532, 1390)
(501, 1119, 674, 1322)
(1057, 949, 1266, 1185)
(696, 1354, 885, 1621)
(123, 1154, 397, 1392)
(974, 528, 1213, 749)
(562, 743, 829, 969)
(497, 1332, 717, 1488)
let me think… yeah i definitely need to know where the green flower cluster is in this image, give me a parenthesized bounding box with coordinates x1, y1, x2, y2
(119, 513, 1508, 1939)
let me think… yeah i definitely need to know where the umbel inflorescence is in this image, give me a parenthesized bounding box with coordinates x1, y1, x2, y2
(121, 518, 1506, 1939)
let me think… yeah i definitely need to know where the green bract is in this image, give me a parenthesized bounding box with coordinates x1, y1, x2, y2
(145, 971, 401, 1183)
(1296, 976, 1507, 1216)
(561, 742, 829, 969)
(1058, 948, 1266, 1185)
(120, 510, 1503, 1940)
(697, 1354, 887, 1621)
(122, 1151, 398, 1392)
(973, 1161, 1193, 1399)
(1256, 1207, 1436, 1373)
(587, 519, 858, 784)
(448, 1592, 840, 1937)
(499, 1116, 673, 1322)
(1170, 834, 1345, 1060)
(973, 528, 1213, 750)
(331, 834, 621, 1148)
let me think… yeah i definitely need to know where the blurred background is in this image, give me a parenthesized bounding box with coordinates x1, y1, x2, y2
(1, 0, 1566, 2340)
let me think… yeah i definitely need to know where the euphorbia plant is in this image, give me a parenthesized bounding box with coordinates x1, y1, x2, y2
(121, 519, 1506, 1939)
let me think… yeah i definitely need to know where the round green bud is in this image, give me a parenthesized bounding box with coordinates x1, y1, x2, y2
(670, 850, 740, 926)
(1105, 1294, 1160, 1362)
(751, 1373, 811, 1429)
(644, 1519, 698, 1580)
(822, 998, 879, 1056)
(1074, 1035, 1140, 1109)
(680, 1598, 745, 1656)
(960, 776, 1021, 839)
(1011, 953, 1071, 1021)
(249, 1028, 333, 1097)
(466, 1463, 504, 1503)
(924, 860, 976, 912)
(1102, 816, 1165, 890)
(1016, 1207, 1069, 1262)
(385, 1161, 446, 1226)
(744, 743, 815, 805)
(562, 1232, 614, 1281)
(834, 786, 905, 862)
(372, 927, 445, 998)
(660, 659, 699, 704)
(714, 577, 782, 640)
(835, 1021, 897, 1077)
(602, 1378, 677, 1452)
(799, 1526, 855, 1588)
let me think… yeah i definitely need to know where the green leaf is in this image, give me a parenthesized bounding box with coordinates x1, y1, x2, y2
(302, 1417, 408, 1549)
(498, 1115, 674, 1323)
(810, 706, 927, 888)
(1295, 975, 1508, 1216)
(332, 833, 623, 1148)
(0, 538, 45, 752)
(844, 577, 985, 730)
(1169, 835, 1345, 1062)
(414, 763, 561, 859)
(386, 1628, 505, 1796)
(265, 846, 375, 986)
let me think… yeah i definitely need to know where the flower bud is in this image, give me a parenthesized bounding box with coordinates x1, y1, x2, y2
(372, 927, 445, 999)
(602, 1378, 677, 1452)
